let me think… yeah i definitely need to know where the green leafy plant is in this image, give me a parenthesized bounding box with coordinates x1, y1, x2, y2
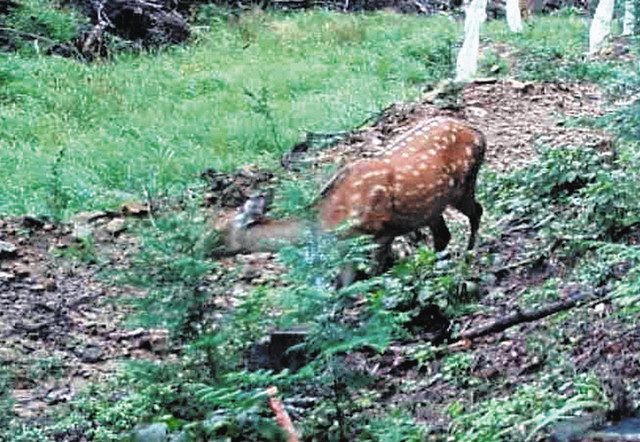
(449, 373, 609, 442)
(48, 145, 71, 221)
(53, 236, 99, 264)
(2, 0, 85, 51)
(244, 86, 283, 151)
(28, 356, 64, 381)
(479, 49, 510, 76)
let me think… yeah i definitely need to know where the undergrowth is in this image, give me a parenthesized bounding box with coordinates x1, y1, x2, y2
(485, 14, 621, 82)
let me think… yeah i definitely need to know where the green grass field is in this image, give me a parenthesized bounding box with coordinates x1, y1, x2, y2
(0, 9, 602, 219)
(1, 11, 462, 217)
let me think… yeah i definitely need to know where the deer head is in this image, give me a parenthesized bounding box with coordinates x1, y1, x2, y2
(211, 117, 486, 284)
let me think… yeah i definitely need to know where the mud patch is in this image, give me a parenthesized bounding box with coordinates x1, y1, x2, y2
(0, 217, 165, 418)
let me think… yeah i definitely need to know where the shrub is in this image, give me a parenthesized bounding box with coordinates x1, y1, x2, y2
(2, 0, 85, 51)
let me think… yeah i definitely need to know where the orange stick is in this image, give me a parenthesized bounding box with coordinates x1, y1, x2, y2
(266, 386, 299, 442)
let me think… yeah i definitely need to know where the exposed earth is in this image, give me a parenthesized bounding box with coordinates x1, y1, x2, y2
(2, 77, 637, 440)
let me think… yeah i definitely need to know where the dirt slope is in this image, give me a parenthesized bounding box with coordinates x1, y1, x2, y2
(0, 78, 619, 426)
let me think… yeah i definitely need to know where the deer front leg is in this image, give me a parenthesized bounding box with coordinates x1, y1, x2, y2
(428, 215, 452, 252)
(335, 237, 394, 289)
(372, 236, 394, 275)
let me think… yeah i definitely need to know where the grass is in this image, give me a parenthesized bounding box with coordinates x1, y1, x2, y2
(1, 11, 622, 218)
(0, 11, 460, 218)
(484, 14, 619, 81)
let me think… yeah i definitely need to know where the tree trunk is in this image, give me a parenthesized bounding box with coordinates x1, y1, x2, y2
(506, 0, 524, 31)
(622, 0, 636, 35)
(455, 0, 487, 81)
(589, 0, 615, 54)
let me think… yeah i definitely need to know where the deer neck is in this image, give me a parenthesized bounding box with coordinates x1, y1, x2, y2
(224, 217, 313, 254)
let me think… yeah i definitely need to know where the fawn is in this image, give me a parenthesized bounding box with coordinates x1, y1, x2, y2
(213, 117, 486, 285)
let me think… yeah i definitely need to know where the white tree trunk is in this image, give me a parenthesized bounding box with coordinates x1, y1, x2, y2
(622, 0, 636, 35)
(506, 0, 524, 32)
(589, 0, 615, 54)
(456, 0, 488, 82)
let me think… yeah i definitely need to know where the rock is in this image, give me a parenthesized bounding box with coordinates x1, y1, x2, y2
(0, 271, 15, 282)
(132, 423, 168, 442)
(80, 345, 104, 363)
(138, 330, 168, 354)
(29, 284, 45, 292)
(45, 387, 73, 405)
(510, 79, 534, 93)
(71, 211, 111, 239)
(12, 264, 30, 278)
(247, 327, 308, 372)
(72, 211, 110, 224)
(105, 218, 126, 235)
(0, 240, 18, 259)
(120, 202, 149, 217)
(72, 223, 94, 240)
(21, 215, 46, 229)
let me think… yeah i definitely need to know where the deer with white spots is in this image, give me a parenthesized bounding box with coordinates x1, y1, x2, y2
(214, 117, 486, 285)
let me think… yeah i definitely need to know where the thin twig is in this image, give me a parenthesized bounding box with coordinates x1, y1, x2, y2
(0, 26, 59, 45)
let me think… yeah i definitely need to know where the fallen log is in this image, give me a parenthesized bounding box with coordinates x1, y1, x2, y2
(454, 291, 609, 342)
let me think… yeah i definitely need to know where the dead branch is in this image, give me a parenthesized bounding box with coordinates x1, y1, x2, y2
(454, 292, 609, 342)
(266, 386, 300, 442)
(412, 0, 429, 14)
(82, 21, 108, 54)
(493, 255, 544, 274)
(0, 26, 59, 45)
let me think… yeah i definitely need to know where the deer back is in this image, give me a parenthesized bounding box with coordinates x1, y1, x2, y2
(317, 117, 485, 237)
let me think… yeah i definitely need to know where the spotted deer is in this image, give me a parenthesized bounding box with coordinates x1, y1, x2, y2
(213, 117, 486, 285)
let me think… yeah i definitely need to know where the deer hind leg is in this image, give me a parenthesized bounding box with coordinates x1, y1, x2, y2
(452, 195, 483, 250)
(428, 215, 452, 252)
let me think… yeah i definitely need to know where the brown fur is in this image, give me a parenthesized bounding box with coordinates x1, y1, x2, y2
(214, 117, 486, 282)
